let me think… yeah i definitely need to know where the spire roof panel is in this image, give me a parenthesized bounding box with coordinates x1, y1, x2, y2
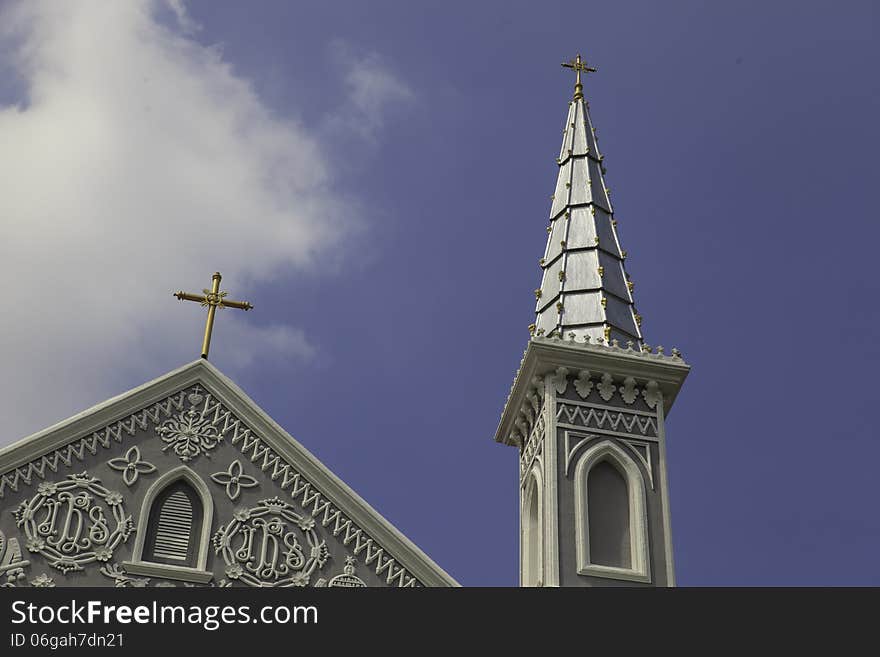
(532, 69, 642, 346)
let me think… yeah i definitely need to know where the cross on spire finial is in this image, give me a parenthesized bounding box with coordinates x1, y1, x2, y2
(174, 272, 253, 359)
(561, 53, 597, 100)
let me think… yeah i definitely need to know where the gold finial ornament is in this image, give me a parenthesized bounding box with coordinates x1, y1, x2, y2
(561, 53, 597, 101)
(604, 325, 612, 341)
(174, 272, 253, 359)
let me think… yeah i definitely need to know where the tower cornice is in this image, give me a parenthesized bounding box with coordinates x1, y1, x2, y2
(496, 336, 690, 447)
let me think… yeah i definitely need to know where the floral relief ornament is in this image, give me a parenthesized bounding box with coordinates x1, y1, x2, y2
(642, 380, 662, 410)
(210, 460, 259, 501)
(14, 472, 135, 574)
(619, 377, 639, 405)
(155, 407, 222, 462)
(107, 446, 157, 486)
(574, 370, 593, 399)
(30, 573, 55, 588)
(597, 373, 616, 402)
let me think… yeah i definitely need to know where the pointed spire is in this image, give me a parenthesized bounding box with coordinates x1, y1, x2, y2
(533, 56, 642, 347)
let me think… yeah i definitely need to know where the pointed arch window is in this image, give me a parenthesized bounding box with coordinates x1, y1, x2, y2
(143, 481, 201, 566)
(124, 466, 214, 583)
(521, 467, 543, 587)
(573, 439, 650, 583)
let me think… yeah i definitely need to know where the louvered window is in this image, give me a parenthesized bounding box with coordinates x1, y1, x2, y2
(142, 481, 203, 567)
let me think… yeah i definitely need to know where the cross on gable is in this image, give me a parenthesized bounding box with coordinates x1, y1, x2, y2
(174, 272, 253, 359)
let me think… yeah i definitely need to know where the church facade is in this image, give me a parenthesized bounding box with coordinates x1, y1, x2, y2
(0, 58, 688, 588)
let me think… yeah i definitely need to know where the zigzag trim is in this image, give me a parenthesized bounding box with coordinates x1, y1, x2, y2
(0, 386, 423, 588)
(197, 394, 421, 588)
(556, 403, 658, 437)
(0, 393, 186, 499)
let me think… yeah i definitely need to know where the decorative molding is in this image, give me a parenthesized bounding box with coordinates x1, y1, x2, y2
(540, 374, 560, 587)
(556, 401, 658, 440)
(156, 405, 223, 463)
(213, 496, 330, 587)
(100, 562, 228, 587)
(519, 412, 545, 480)
(107, 446, 156, 487)
(0, 392, 187, 499)
(496, 335, 689, 447)
(555, 369, 661, 409)
(121, 559, 214, 584)
(597, 373, 616, 402)
(621, 440, 654, 491)
(565, 432, 654, 491)
(550, 366, 569, 394)
(619, 377, 639, 405)
(0, 362, 448, 587)
(574, 370, 593, 399)
(210, 459, 258, 501)
(572, 440, 651, 583)
(642, 380, 662, 410)
(14, 472, 135, 574)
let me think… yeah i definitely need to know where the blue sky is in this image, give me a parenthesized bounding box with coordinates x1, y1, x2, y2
(0, 0, 878, 585)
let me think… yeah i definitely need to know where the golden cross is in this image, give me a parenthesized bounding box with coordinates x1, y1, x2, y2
(561, 53, 597, 100)
(174, 272, 253, 359)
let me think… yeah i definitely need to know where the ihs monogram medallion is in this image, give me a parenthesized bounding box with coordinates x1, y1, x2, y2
(14, 472, 135, 574)
(213, 497, 329, 587)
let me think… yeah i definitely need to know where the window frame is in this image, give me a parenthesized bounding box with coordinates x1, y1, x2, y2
(573, 439, 651, 583)
(123, 465, 214, 583)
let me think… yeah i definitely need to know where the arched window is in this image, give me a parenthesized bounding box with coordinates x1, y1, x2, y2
(521, 468, 543, 587)
(587, 460, 631, 569)
(142, 480, 202, 567)
(573, 440, 650, 583)
(123, 466, 214, 583)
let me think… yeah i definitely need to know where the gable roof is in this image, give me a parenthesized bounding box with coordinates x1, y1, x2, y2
(0, 359, 458, 587)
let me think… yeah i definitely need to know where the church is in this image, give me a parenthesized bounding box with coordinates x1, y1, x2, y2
(0, 56, 689, 588)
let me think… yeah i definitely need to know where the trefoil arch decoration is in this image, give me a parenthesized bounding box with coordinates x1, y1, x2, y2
(572, 439, 651, 583)
(123, 465, 214, 584)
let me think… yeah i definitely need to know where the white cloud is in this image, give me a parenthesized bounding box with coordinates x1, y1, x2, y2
(325, 39, 414, 142)
(0, 1, 409, 442)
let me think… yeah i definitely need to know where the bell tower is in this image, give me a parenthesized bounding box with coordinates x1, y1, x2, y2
(498, 55, 690, 587)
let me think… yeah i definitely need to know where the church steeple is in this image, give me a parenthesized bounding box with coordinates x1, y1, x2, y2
(533, 56, 641, 346)
(497, 56, 690, 588)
